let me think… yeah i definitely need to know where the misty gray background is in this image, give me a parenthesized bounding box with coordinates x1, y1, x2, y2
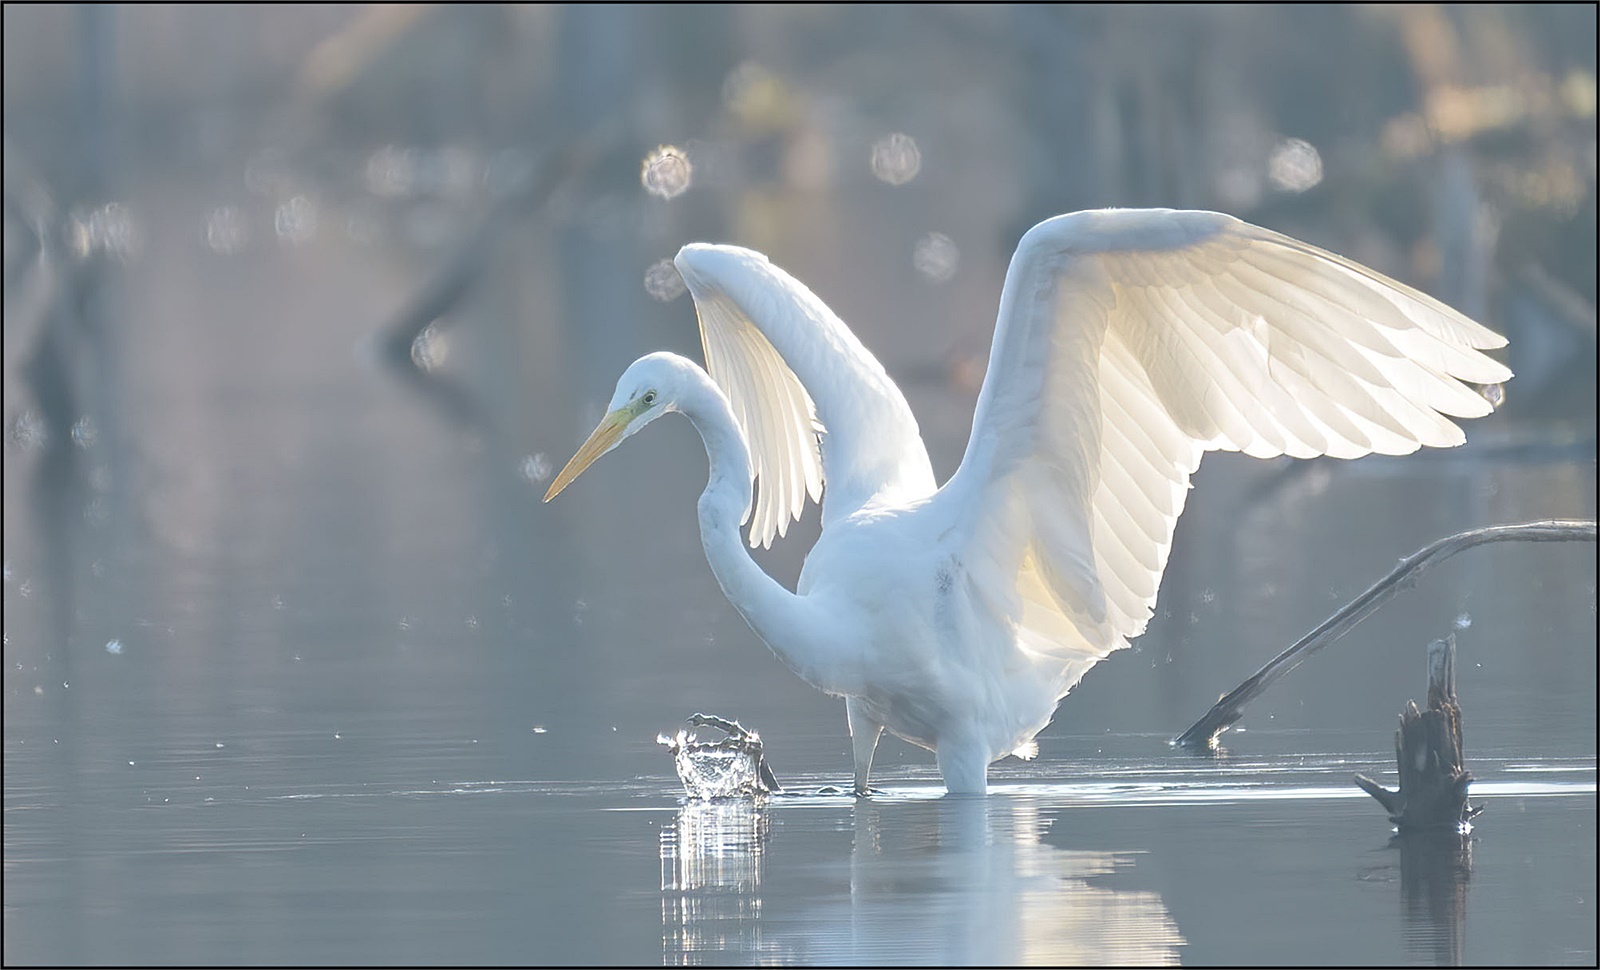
(4, 5, 1595, 966)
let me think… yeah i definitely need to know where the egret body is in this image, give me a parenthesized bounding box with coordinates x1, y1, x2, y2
(544, 209, 1510, 795)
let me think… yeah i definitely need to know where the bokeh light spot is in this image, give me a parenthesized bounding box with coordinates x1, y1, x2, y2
(1268, 138, 1323, 193)
(642, 145, 693, 200)
(521, 453, 553, 484)
(913, 232, 959, 283)
(67, 202, 139, 260)
(722, 61, 785, 129)
(205, 205, 249, 254)
(274, 195, 319, 245)
(644, 258, 687, 301)
(410, 323, 449, 372)
(70, 417, 98, 448)
(870, 133, 921, 185)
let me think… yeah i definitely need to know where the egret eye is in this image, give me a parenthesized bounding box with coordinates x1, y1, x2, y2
(643, 391, 657, 406)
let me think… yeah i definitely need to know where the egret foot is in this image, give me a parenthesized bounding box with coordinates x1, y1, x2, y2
(846, 697, 885, 800)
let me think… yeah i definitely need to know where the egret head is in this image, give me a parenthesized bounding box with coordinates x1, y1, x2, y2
(543, 352, 686, 502)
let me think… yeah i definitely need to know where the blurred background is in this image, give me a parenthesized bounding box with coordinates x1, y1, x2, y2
(3, 6, 1595, 965)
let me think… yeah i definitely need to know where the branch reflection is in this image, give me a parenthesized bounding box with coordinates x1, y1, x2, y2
(1398, 832, 1473, 966)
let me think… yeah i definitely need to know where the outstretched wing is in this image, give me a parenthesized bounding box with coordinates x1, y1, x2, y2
(936, 208, 1511, 696)
(676, 244, 936, 548)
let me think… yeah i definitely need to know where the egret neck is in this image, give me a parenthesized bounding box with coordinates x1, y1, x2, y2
(678, 365, 843, 692)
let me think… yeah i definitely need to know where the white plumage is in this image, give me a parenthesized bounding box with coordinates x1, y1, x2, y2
(545, 208, 1510, 794)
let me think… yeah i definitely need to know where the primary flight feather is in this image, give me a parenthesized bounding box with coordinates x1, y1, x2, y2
(544, 208, 1510, 794)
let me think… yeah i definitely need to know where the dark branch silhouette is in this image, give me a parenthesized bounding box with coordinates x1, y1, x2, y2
(1174, 520, 1597, 751)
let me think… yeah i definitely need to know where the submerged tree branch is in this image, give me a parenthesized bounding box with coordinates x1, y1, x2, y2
(1173, 519, 1596, 751)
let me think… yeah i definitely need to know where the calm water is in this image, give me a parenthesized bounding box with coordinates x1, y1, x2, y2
(3, 720, 1594, 966)
(5, 8, 1597, 961)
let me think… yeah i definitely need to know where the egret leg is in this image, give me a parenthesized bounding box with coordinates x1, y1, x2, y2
(845, 697, 884, 797)
(935, 737, 990, 795)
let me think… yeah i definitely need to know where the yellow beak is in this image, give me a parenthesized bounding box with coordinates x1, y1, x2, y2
(543, 408, 631, 502)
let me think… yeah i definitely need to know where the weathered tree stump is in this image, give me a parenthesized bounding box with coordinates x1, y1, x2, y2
(1354, 634, 1483, 831)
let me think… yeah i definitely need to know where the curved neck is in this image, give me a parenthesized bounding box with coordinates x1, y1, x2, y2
(678, 368, 838, 688)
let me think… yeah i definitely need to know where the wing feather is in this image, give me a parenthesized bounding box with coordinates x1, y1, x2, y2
(676, 244, 935, 548)
(936, 208, 1510, 699)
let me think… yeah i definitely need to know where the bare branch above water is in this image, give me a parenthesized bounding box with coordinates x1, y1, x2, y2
(1174, 520, 1597, 752)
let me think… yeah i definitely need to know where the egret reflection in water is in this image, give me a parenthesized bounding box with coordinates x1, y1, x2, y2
(658, 795, 1184, 965)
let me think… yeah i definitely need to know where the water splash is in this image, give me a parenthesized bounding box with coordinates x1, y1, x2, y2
(659, 714, 781, 799)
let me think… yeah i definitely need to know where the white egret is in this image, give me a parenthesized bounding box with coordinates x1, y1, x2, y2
(544, 208, 1510, 795)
